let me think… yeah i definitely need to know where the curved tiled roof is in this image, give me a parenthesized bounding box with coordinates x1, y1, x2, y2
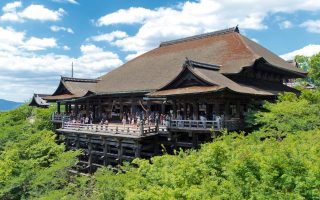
(96, 27, 305, 95)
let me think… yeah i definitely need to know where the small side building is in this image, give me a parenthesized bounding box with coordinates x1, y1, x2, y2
(29, 94, 50, 108)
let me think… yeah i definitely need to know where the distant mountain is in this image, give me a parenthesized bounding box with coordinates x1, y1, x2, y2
(0, 99, 23, 111)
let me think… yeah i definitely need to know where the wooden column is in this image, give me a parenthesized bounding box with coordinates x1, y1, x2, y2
(76, 134, 80, 148)
(193, 102, 199, 120)
(192, 132, 198, 148)
(154, 136, 159, 155)
(103, 137, 108, 166)
(236, 101, 240, 118)
(119, 100, 123, 120)
(161, 103, 165, 114)
(183, 102, 187, 120)
(98, 99, 102, 118)
(224, 100, 230, 119)
(117, 139, 123, 164)
(86, 100, 89, 117)
(173, 101, 177, 119)
(57, 102, 61, 114)
(65, 103, 68, 113)
(75, 103, 79, 116)
(88, 136, 93, 173)
(135, 140, 141, 157)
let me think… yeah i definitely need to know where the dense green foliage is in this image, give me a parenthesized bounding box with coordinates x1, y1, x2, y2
(1, 90, 320, 199)
(296, 53, 320, 87)
(0, 105, 80, 199)
(248, 90, 320, 139)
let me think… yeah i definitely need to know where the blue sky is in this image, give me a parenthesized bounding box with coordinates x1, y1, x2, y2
(1, 0, 320, 102)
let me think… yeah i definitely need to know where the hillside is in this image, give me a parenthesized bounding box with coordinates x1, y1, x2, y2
(0, 99, 23, 111)
(0, 90, 319, 199)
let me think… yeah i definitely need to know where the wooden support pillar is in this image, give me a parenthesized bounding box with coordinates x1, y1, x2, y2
(117, 139, 123, 164)
(103, 137, 108, 166)
(69, 104, 72, 114)
(146, 101, 151, 114)
(173, 101, 177, 119)
(65, 103, 68, 113)
(135, 140, 141, 157)
(154, 136, 159, 155)
(88, 136, 93, 173)
(57, 102, 61, 114)
(119, 100, 123, 120)
(236, 101, 240, 118)
(193, 102, 199, 120)
(192, 132, 198, 148)
(161, 103, 165, 114)
(75, 103, 79, 116)
(98, 99, 102, 118)
(224, 100, 230, 119)
(76, 134, 80, 148)
(86, 100, 89, 117)
(183, 102, 187, 120)
(131, 99, 136, 115)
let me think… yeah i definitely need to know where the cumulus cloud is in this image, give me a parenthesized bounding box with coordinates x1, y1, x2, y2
(52, 0, 78, 4)
(50, 25, 74, 34)
(2, 1, 22, 12)
(89, 31, 128, 42)
(0, 27, 122, 101)
(96, 0, 320, 58)
(0, 4, 65, 22)
(22, 37, 57, 51)
(62, 45, 70, 50)
(300, 20, 320, 33)
(279, 20, 293, 29)
(280, 44, 320, 60)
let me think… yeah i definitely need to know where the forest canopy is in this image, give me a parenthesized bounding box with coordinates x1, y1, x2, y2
(0, 90, 319, 199)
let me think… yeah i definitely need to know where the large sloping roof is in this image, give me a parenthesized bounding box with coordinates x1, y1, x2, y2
(96, 27, 305, 95)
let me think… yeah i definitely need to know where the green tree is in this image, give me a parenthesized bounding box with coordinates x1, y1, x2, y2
(296, 53, 320, 87)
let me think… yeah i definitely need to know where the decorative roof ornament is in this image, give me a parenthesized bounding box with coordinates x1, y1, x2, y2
(184, 57, 221, 71)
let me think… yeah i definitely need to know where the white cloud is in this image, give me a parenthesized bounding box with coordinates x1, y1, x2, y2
(52, 0, 78, 4)
(20, 5, 65, 21)
(22, 37, 57, 51)
(0, 4, 65, 22)
(97, 7, 157, 26)
(280, 44, 320, 60)
(2, 1, 22, 12)
(300, 20, 320, 33)
(0, 12, 22, 22)
(0, 27, 122, 101)
(63, 45, 70, 50)
(50, 25, 74, 34)
(96, 0, 320, 57)
(89, 31, 128, 42)
(279, 20, 293, 29)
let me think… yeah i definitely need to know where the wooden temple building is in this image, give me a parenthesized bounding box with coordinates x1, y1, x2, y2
(43, 27, 306, 172)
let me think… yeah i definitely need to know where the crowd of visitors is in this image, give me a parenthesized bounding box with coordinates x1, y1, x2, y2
(58, 109, 224, 128)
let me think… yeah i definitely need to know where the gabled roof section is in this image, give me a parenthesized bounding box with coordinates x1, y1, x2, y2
(46, 76, 99, 101)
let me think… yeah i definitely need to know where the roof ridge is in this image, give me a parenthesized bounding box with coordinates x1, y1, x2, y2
(159, 26, 239, 47)
(61, 76, 99, 83)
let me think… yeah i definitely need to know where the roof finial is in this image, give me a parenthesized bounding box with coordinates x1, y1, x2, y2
(235, 25, 239, 33)
(71, 62, 74, 78)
